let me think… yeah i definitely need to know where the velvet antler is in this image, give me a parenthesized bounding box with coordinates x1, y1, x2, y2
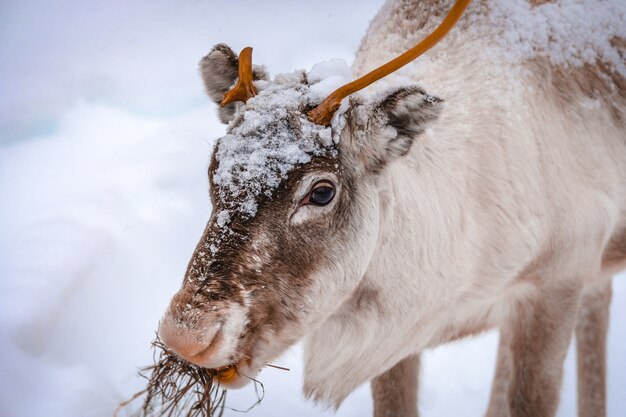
(307, 0, 472, 126)
(220, 47, 257, 107)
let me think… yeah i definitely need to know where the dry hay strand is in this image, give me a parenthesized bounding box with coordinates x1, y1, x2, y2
(115, 336, 266, 417)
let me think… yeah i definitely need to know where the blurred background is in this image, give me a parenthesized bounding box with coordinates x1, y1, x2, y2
(0, 1, 624, 416)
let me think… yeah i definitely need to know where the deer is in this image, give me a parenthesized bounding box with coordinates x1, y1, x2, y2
(157, 0, 626, 416)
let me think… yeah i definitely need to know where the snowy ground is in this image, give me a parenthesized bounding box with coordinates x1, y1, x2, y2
(0, 1, 624, 416)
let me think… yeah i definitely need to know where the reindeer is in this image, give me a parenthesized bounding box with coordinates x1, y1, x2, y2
(158, 0, 626, 416)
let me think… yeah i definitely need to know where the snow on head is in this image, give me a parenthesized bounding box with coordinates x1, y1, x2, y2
(212, 60, 351, 220)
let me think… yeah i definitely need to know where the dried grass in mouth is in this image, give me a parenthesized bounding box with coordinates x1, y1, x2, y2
(116, 336, 269, 417)
(116, 337, 227, 417)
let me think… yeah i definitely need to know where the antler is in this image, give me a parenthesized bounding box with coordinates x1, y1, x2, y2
(220, 47, 257, 107)
(307, 0, 472, 126)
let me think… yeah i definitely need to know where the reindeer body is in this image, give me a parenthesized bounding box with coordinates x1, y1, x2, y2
(336, 1, 626, 415)
(159, 1, 626, 416)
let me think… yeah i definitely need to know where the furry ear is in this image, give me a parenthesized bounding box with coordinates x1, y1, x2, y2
(376, 86, 443, 159)
(199, 44, 269, 124)
(339, 86, 442, 175)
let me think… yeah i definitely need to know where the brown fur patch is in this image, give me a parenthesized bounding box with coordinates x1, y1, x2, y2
(506, 282, 581, 417)
(531, 47, 626, 127)
(371, 355, 420, 417)
(348, 285, 383, 314)
(529, 0, 555, 6)
(602, 227, 626, 267)
(515, 237, 560, 284)
(576, 281, 612, 417)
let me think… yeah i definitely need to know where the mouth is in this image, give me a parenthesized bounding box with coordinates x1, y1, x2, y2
(183, 331, 258, 387)
(214, 364, 239, 383)
(212, 357, 257, 388)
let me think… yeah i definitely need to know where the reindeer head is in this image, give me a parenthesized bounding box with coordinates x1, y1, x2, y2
(158, 0, 469, 399)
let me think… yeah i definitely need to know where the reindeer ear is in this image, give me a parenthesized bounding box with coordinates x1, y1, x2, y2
(376, 86, 443, 159)
(199, 44, 269, 124)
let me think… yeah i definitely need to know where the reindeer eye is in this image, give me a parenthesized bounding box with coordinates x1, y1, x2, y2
(308, 181, 335, 206)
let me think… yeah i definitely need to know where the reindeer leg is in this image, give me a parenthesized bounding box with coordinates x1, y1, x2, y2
(486, 282, 582, 417)
(371, 354, 420, 417)
(485, 326, 515, 417)
(576, 280, 612, 417)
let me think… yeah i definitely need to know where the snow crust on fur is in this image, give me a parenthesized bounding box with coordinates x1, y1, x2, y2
(212, 61, 351, 219)
(353, 0, 626, 121)
(476, 0, 626, 76)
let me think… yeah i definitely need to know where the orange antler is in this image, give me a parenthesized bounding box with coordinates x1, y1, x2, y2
(307, 0, 472, 126)
(220, 47, 257, 107)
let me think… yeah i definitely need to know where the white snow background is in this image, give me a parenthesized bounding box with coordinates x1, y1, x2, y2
(0, 1, 624, 416)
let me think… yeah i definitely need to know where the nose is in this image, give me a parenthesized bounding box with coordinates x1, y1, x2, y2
(158, 289, 250, 368)
(158, 308, 231, 369)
